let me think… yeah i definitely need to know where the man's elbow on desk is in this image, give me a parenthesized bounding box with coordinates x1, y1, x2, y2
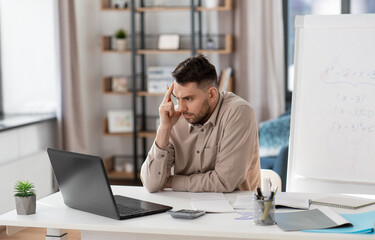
(141, 174, 172, 193)
(141, 179, 164, 193)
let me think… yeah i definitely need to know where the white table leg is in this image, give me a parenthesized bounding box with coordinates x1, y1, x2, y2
(46, 228, 68, 240)
(6, 226, 26, 236)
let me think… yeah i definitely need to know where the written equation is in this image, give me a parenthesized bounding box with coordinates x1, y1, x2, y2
(331, 93, 375, 134)
(320, 64, 375, 86)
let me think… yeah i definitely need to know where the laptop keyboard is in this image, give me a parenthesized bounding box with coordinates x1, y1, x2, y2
(116, 204, 150, 216)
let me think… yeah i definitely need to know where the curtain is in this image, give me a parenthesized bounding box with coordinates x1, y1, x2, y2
(57, 0, 86, 152)
(230, 0, 285, 122)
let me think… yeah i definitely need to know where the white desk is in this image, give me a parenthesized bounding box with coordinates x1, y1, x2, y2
(1, 186, 375, 240)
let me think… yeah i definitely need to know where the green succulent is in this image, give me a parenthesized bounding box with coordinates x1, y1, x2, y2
(115, 29, 127, 39)
(14, 180, 36, 197)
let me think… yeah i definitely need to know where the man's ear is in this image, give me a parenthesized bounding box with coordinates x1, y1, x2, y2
(208, 86, 218, 103)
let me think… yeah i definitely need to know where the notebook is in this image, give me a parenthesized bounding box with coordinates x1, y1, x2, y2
(275, 207, 353, 231)
(47, 148, 172, 220)
(310, 195, 375, 209)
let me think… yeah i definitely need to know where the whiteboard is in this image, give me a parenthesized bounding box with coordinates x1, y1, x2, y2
(287, 14, 375, 194)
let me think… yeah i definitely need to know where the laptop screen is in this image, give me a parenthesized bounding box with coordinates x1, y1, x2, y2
(47, 148, 120, 219)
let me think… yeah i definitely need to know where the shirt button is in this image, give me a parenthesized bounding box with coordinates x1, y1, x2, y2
(196, 150, 200, 154)
(161, 154, 165, 158)
(197, 170, 201, 173)
(201, 129, 204, 132)
(158, 172, 161, 175)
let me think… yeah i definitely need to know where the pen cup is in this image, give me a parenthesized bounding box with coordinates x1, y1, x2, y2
(253, 198, 276, 225)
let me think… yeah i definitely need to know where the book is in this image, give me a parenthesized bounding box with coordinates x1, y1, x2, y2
(147, 66, 175, 93)
(310, 195, 375, 210)
(218, 67, 232, 92)
(275, 207, 353, 231)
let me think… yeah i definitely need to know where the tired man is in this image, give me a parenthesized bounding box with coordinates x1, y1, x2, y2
(141, 55, 261, 192)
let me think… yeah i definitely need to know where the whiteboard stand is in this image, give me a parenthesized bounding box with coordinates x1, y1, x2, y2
(287, 14, 375, 194)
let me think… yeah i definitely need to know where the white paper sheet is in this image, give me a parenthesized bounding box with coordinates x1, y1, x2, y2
(189, 193, 234, 213)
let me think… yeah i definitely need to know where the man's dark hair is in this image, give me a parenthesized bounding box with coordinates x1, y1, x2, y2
(172, 54, 218, 89)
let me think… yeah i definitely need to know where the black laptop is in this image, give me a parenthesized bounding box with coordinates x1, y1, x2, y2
(47, 148, 172, 220)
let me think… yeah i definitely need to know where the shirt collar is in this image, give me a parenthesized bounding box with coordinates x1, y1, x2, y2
(189, 91, 223, 132)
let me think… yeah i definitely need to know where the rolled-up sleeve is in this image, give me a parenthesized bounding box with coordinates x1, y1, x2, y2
(171, 105, 258, 192)
(140, 142, 174, 192)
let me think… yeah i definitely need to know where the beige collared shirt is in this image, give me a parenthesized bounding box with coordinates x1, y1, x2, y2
(141, 92, 261, 193)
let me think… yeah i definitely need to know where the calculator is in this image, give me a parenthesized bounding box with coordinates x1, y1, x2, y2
(167, 209, 206, 219)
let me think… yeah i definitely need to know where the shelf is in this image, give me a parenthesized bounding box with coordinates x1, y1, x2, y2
(138, 34, 233, 55)
(102, 78, 165, 96)
(198, 34, 233, 54)
(136, 7, 191, 12)
(101, 36, 131, 53)
(100, 0, 233, 185)
(137, 0, 232, 12)
(102, 34, 232, 54)
(101, 0, 131, 11)
(103, 156, 139, 181)
(102, 77, 132, 95)
(137, 49, 191, 54)
(103, 118, 133, 136)
(137, 91, 164, 97)
(138, 131, 156, 138)
(103, 118, 157, 138)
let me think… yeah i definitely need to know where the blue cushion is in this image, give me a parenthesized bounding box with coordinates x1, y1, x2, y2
(260, 157, 276, 169)
(259, 114, 290, 157)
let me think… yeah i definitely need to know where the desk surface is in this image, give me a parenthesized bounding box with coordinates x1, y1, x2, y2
(1, 186, 375, 240)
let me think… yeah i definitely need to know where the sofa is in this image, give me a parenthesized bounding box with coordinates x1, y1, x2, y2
(258, 110, 291, 191)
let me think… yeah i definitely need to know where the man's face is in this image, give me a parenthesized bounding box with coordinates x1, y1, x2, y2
(172, 81, 212, 125)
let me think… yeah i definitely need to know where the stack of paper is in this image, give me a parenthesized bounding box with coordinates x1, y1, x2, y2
(275, 193, 310, 210)
(189, 193, 234, 213)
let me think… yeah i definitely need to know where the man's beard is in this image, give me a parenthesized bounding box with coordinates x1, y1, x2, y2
(182, 99, 212, 125)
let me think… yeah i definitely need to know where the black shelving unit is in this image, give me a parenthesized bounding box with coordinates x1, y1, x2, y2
(101, 0, 233, 184)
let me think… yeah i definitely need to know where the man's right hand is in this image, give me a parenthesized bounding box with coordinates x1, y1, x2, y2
(155, 82, 181, 149)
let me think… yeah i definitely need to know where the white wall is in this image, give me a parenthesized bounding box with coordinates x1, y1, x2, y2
(0, 121, 57, 214)
(74, 1, 222, 158)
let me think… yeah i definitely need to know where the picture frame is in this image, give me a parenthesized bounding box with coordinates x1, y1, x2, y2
(158, 34, 180, 50)
(147, 66, 175, 93)
(111, 76, 128, 92)
(107, 110, 133, 133)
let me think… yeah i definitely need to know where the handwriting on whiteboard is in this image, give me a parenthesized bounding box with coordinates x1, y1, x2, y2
(331, 93, 375, 134)
(321, 65, 375, 86)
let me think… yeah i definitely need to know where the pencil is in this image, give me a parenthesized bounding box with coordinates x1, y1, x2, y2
(261, 186, 278, 222)
(167, 84, 172, 102)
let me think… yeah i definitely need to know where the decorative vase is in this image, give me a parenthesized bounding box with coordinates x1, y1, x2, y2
(205, 0, 219, 8)
(116, 39, 127, 51)
(15, 195, 36, 215)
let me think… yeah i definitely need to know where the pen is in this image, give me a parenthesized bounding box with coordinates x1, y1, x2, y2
(256, 186, 264, 200)
(261, 186, 278, 222)
(166, 84, 172, 102)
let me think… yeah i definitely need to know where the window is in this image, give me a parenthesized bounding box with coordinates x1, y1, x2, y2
(285, 0, 375, 96)
(0, 0, 59, 115)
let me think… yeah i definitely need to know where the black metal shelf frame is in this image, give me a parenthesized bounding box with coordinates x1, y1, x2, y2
(129, 0, 206, 183)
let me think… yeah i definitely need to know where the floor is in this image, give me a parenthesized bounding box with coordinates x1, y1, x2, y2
(0, 227, 81, 240)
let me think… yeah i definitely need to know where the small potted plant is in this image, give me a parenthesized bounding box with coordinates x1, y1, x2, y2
(115, 28, 127, 51)
(14, 180, 36, 215)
